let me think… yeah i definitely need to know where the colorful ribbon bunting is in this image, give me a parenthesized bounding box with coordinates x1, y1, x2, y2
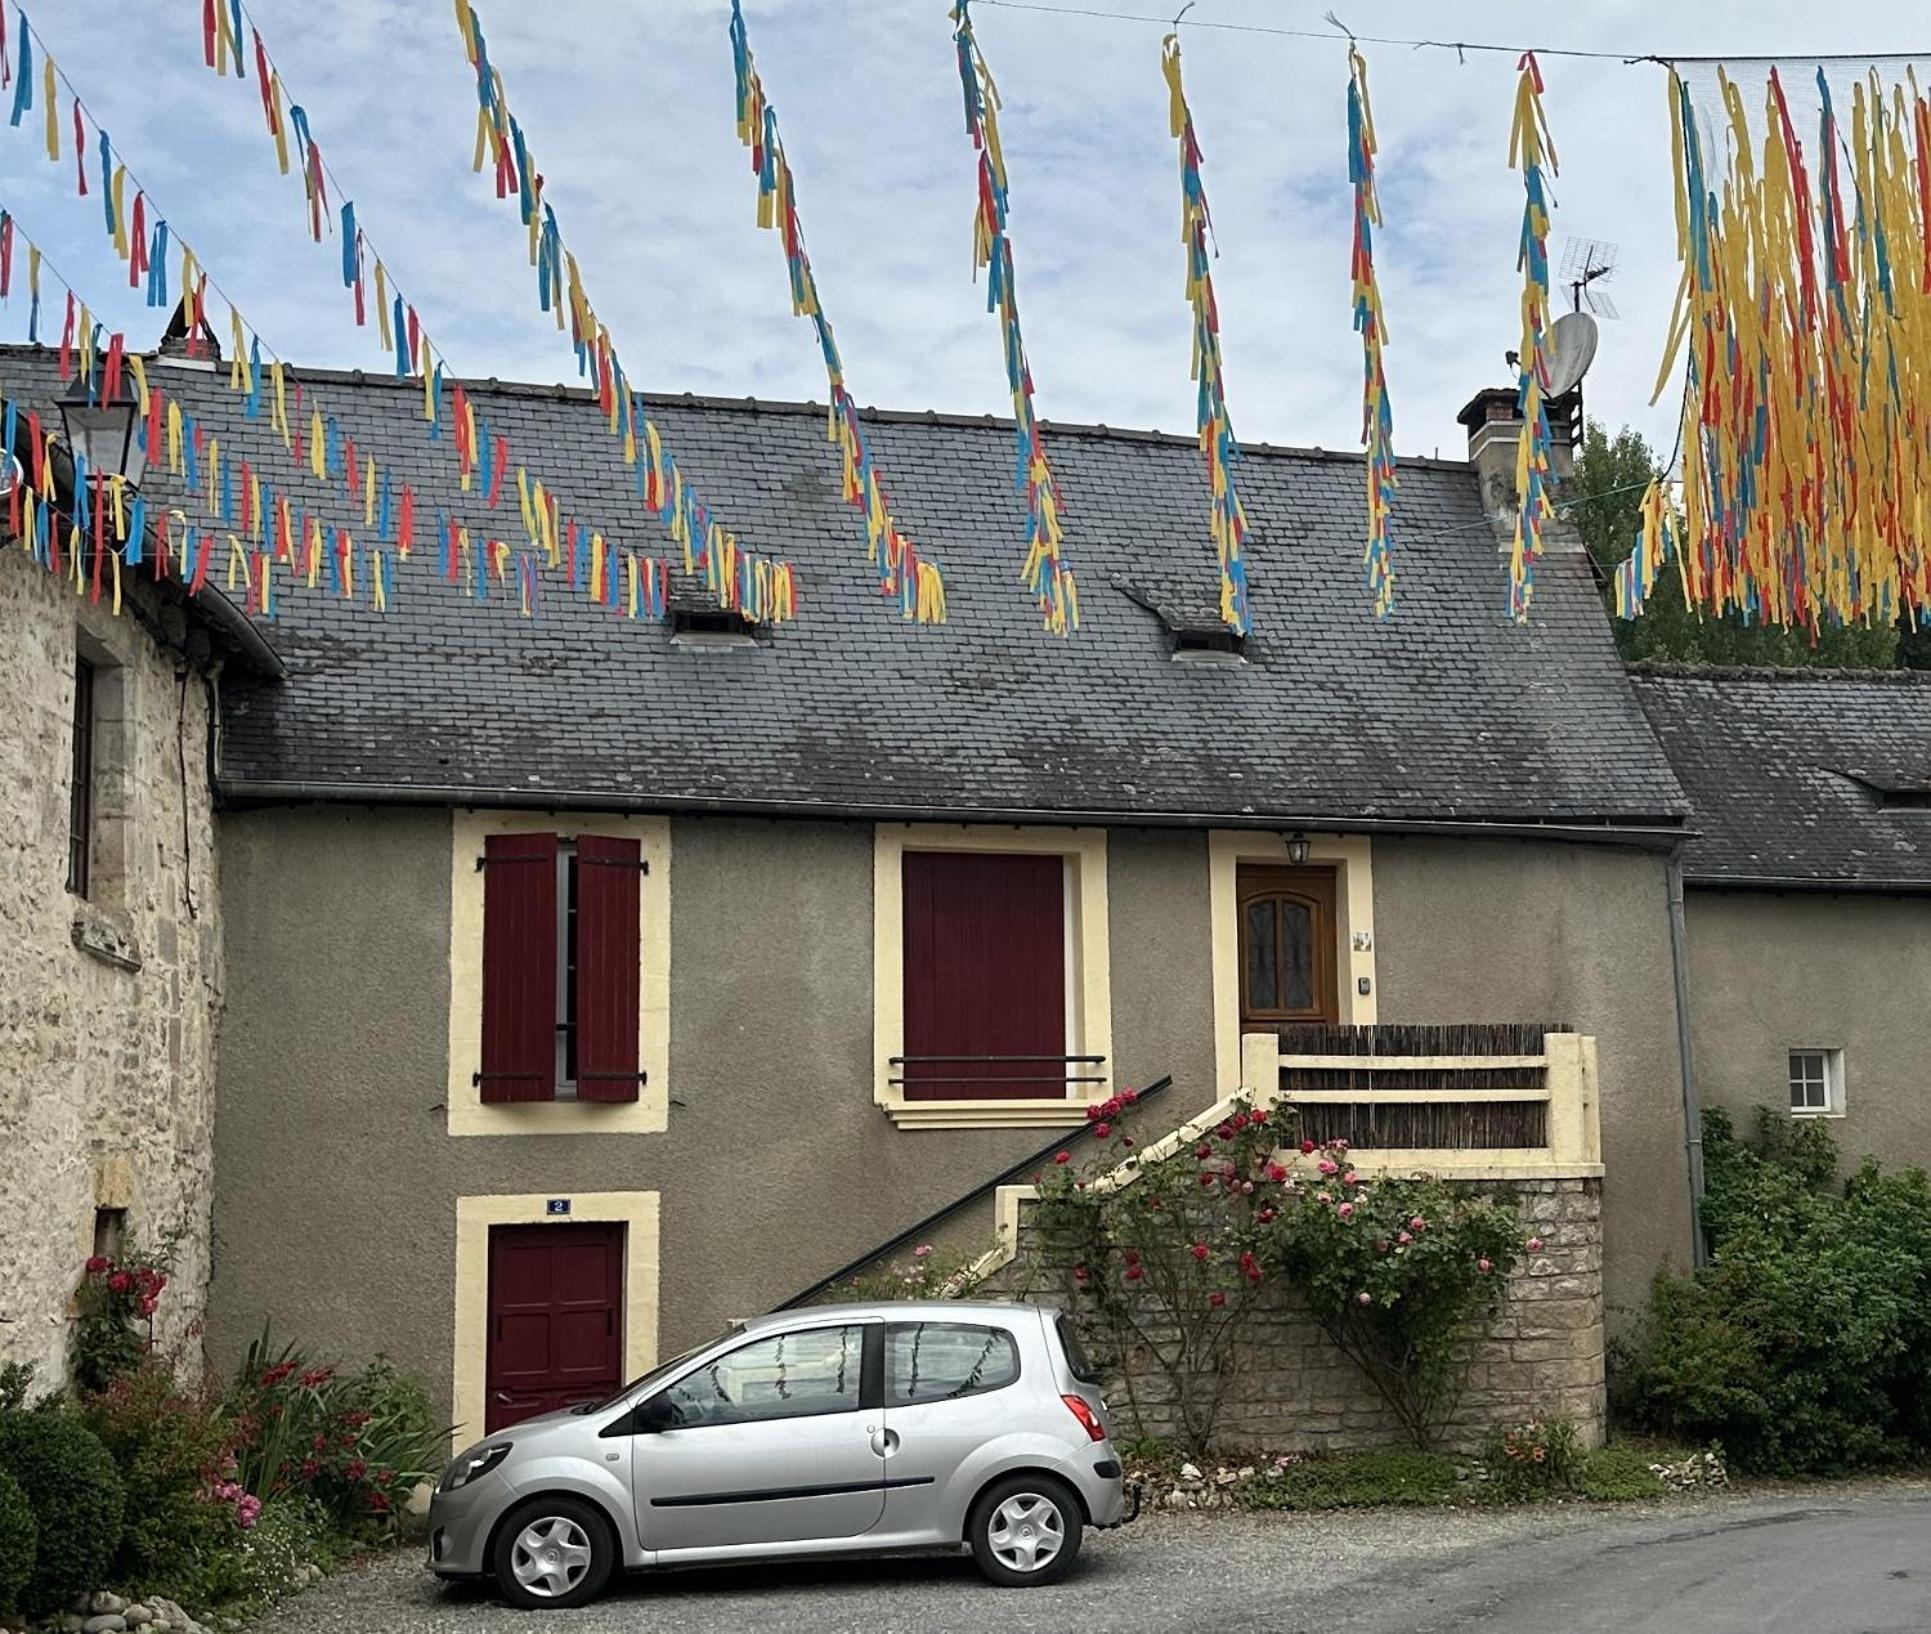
(1161, 33, 1249, 634)
(1506, 52, 1558, 623)
(729, 0, 944, 624)
(1347, 47, 1396, 617)
(951, 0, 1076, 634)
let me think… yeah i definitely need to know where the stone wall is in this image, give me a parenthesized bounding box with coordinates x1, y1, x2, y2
(988, 1178, 1604, 1455)
(0, 546, 223, 1386)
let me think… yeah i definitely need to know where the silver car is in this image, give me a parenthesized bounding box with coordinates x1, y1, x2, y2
(428, 1300, 1136, 1609)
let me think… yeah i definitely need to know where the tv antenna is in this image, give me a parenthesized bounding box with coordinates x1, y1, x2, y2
(1560, 237, 1619, 320)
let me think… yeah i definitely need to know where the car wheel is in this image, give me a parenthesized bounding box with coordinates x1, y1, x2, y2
(967, 1474, 1083, 1587)
(490, 1495, 616, 1610)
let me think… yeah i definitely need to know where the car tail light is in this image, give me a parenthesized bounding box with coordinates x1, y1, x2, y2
(1061, 1393, 1106, 1442)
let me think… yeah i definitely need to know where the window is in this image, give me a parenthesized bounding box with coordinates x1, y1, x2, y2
(1055, 1313, 1102, 1386)
(67, 656, 94, 896)
(1788, 1049, 1844, 1117)
(478, 831, 644, 1105)
(1237, 865, 1338, 1027)
(91, 1206, 126, 1263)
(884, 1323, 1019, 1404)
(900, 850, 1083, 1102)
(657, 1325, 864, 1429)
(670, 607, 758, 646)
(1171, 626, 1246, 664)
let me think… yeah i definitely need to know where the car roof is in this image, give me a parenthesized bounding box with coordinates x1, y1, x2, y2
(737, 1300, 1053, 1333)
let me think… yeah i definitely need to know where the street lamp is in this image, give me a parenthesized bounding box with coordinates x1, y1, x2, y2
(59, 370, 146, 489)
(1284, 831, 1311, 867)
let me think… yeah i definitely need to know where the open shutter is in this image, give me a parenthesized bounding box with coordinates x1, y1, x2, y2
(480, 832, 558, 1104)
(575, 834, 643, 1103)
(902, 851, 1066, 1101)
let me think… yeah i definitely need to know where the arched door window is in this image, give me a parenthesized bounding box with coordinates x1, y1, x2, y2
(1237, 866, 1338, 1027)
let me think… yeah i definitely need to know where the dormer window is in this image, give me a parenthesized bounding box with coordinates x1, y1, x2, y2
(1877, 786, 1931, 811)
(1171, 626, 1246, 664)
(669, 607, 759, 648)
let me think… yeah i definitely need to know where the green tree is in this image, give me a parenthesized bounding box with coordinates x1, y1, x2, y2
(1570, 421, 1898, 669)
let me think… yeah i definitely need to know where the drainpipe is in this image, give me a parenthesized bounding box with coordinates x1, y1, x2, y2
(1665, 851, 1707, 1267)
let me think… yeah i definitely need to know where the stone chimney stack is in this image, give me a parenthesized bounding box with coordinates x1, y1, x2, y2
(1456, 385, 1583, 553)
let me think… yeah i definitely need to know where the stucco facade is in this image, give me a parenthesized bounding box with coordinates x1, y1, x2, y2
(0, 546, 225, 1385)
(1684, 890, 1931, 1164)
(209, 801, 1690, 1435)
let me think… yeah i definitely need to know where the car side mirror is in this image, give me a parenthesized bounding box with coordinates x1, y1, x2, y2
(632, 1393, 677, 1435)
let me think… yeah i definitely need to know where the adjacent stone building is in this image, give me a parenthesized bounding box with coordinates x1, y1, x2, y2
(0, 420, 279, 1384)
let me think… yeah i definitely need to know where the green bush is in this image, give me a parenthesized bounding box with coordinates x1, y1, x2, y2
(1245, 1448, 1457, 1510)
(0, 1410, 126, 1615)
(1579, 1446, 1663, 1501)
(0, 1468, 36, 1617)
(167, 1496, 338, 1615)
(1480, 1417, 1583, 1501)
(74, 1365, 236, 1602)
(1619, 1110, 1931, 1474)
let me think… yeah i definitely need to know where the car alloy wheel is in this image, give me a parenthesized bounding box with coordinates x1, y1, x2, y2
(986, 1492, 1066, 1574)
(510, 1514, 594, 1600)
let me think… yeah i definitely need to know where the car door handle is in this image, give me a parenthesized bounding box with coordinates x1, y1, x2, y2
(870, 1428, 900, 1457)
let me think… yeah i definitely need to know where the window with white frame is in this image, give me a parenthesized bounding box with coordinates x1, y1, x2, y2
(1788, 1048, 1844, 1116)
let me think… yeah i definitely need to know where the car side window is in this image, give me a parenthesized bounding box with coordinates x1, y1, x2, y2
(884, 1322, 1020, 1405)
(656, 1325, 865, 1429)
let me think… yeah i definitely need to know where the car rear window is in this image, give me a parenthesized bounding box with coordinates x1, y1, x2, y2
(1055, 1313, 1103, 1384)
(884, 1323, 1019, 1403)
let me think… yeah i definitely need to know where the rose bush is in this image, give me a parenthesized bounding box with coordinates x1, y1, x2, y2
(72, 1243, 175, 1394)
(1261, 1168, 1531, 1447)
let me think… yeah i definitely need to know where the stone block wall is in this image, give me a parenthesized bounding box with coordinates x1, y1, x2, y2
(987, 1177, 1604, 1455)
(0, 547, 223, 1387)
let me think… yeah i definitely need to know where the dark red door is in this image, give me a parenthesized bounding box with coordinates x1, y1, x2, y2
(485, 1222, 625, 1433)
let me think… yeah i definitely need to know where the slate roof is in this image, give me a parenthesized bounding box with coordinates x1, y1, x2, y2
(1630, 667, 1931, 889)
(0, 343, 1688, 829)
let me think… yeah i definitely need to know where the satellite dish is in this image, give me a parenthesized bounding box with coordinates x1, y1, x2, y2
(1543, 310, 1600, 398)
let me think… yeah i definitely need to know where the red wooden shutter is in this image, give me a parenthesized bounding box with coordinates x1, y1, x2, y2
(902, 851, 1066, 1101)
(575, 834, 643, 1103)
(480, 832, 558, 1104)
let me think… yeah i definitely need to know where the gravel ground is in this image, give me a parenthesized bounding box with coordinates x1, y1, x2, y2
(239, 1478, 1931, 1634)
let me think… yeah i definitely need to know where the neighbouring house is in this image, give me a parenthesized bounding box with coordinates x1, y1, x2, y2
(21, 327, 1869, 1447)
(1632, 666, 1931, 1160)
(0, 388, 281, 1386)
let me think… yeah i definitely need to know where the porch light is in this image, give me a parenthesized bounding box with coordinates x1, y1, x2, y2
(1284, 831, 1311, 866)
(59, 369, 146, 489)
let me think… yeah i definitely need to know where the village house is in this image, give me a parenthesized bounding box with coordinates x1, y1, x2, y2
(2, 327, 1921, 1450)
(0, 370, 280, 1384)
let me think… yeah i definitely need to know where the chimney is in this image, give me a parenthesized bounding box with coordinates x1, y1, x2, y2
(1456, 385, 1582, 552)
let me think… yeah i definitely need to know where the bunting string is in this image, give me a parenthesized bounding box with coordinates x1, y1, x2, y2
(729, 0, 945, 625)
(453, 0, 797, 626)
(1626, 65, 1931, 636)
(1161, 32, 1249, 634)
(195, 0, 693, 628)
(1346, 46, 1396, 618)
(950, 0, 1076, 634)
(1505, 51, 1558, 623)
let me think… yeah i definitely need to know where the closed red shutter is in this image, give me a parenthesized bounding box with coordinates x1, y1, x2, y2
(575, 834, 643, 1103)
(902, 851, 1066, 1101)
(480, 832, 558, 1104)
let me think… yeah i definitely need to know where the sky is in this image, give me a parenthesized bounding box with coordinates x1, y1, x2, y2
(3, 1, 1928, 469)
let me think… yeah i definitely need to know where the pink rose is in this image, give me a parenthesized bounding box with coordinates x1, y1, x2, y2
(1397, 1231, 1412, 1245)
(1526, 1236, 1544, 1253)
(1338, 1203, 1355, 1220)
(912, 1244, 933, 1258)
(1409, 1216, 1427, 1232)
(1356, 1291, 1373, 1306)
(1343, 1172, 1358, 1185)
(1318, 1159, 1339, 1176)
(1477, 1258, 1493, 1274)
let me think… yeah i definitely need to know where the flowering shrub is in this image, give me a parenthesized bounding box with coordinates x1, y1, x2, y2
(72, 1245, 175, 1394)
(1480, 1416, 1583, 1501)
(1027, 1089, 1293, 1456)
(1263, 1170, 1530, 1447)
(228, 1329, 443, 1535)
(1618, 1109, 1931, 1474)
(822, 1242, 985, 1304)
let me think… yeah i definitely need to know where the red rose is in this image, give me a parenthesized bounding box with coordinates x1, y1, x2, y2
(1246, 1266, 1263, 1282)
(1265, 1163, 1288, 1182)
(1195, 1142, 1214, 1159)
(1257, 1207, 1277, 1224)
(1190, 1243, 1210, 1262)
(312, 1434, 329, 1451)
(1121, 1089, 1140, 1105)
(1208, 1291, 1227, 1308)
(1215, 1123, 1235, 1141)
(1299, 1140, 1317, 1155)
(1231, 1112, 1249, 1131)
(1124, 1265, 1144, 1282)
(1053, 1151, 1071, 1165)
(107, 1272, 133, 1295)
(346, 1459, 367, 1480)
(369, 1492, 391, 1513)
(138, 1296, 159, 1316)
(84, 1255, 109, 1276)
(300, 1459, 320, 1479)
(1122, 1136, 1136, 1148)
(1249, 1107, 1268, 1125)
(1200, 1174, 1217, 1189)
(1073, 1267, 1090, 1285)
(1093, 1122, 1113, 1139)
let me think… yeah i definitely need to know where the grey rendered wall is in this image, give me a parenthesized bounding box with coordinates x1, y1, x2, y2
(1370, 836, 1695, 1325)
(209, 809, 1219, 1418)
(1684, 890, 1931, 1168)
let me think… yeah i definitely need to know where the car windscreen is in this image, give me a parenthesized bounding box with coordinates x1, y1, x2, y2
(574, 1327, 741, 1415)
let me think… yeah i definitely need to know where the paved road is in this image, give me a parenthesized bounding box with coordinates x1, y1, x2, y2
(255, 1481, 1931, 1634)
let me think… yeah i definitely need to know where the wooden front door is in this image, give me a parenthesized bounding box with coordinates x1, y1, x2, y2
(485, 1222, 625, 1433)
(1237, 866, 1339, 1028)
